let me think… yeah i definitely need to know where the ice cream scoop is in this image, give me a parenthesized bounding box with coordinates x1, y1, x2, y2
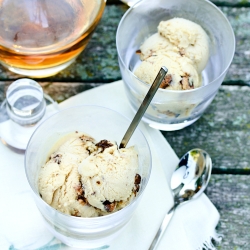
(134, 52, 201, 90)
(149, 148, 212, 250)
(78, 142, 139, 213)
(158, 18, 210, 72)
(134, 17, 210, 91)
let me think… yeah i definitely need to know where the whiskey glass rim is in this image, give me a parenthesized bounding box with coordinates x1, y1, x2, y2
(0, 0, 106, 55)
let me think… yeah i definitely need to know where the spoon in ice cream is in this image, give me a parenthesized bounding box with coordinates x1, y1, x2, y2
(149, 148, 212, 250)
(119, 66, 168, 148)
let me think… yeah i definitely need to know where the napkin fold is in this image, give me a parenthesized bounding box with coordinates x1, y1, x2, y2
(0, 80, 220, 250)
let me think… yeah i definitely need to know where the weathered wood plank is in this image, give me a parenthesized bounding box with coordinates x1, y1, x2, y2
(0, 81, 100, 120)
(161, 85, 250, 172)
(222, 7, 250, 85)
(206, 174, 250, 249)
(0, 81, 100, 103)
(211, 1, 250, 6)
(40, 82, 102, 103)
(0, 81, 101, 123)
(0, 6, 249, 85)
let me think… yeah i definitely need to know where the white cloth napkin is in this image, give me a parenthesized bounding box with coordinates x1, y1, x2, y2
(0, 80, 220, 250)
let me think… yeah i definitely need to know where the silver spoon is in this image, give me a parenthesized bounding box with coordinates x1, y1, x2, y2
(149, 148, 212, 250)
(119, 66, 168, 148)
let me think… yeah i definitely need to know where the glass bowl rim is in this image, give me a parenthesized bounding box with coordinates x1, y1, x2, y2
(116, 0, 236, 93)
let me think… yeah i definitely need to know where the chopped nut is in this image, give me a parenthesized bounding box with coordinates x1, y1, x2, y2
(76, 188, 83, 195)
(78, 199, 85, 205)
(53, 154, 62, 164)
(72, 209, 81, 217)
(75, 182, 87, 203)
(103, 200, 116, 212)
(134, 174, 141, 184)
(134, 184, 140, 193)
(164, 110, 177, 117)
(180, 75, 194, 90)
(160, 74, 172, 89)
(74, 183, 82, 192)
(77, 193, 87, 204)
(136, 49, 141, 54)
(79, 135, 95, 143)
(179, 48, 185, 56)
(77, 194, 84, 200)
(96, 140, 113, 152)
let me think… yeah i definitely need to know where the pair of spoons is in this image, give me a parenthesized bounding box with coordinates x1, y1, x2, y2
(119, 67, 212, 249)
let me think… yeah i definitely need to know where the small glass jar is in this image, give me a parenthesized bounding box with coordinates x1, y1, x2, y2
(0, 78, 58, 150)
(6, 78, 46, 126)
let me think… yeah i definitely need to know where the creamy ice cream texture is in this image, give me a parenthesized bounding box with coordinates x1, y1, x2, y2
(38, 133, 140, 217)
(134, 18, 209, 90)
(79, 141, 139, 212)
(135, 51, 201, 90)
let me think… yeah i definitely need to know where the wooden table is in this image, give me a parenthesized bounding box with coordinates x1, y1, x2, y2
(0, 0, 250, 249)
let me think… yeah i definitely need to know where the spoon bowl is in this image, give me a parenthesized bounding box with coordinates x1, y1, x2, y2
(149, 148, 212, 250)
(171, 148, 212, 207)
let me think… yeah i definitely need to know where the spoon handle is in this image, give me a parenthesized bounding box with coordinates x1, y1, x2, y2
(148, 207, 174, 250)
(119, 66, 168, 148)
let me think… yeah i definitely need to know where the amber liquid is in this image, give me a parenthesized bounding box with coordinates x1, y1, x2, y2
(0, 0, 105, 76)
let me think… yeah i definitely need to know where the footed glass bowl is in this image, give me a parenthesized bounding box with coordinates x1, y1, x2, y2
(25, 105, 151, 249)
(116, 0, 235, 131)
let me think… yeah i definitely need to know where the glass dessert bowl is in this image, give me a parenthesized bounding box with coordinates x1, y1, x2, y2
(25, 105, 151, 248)
(116, 0, 235, 131)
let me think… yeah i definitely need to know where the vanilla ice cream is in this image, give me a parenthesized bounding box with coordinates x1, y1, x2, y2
(38, 133, 140, 217)
(78, 141, 139, 213)
(139, 33, 175, 60)
(132, 17, 210, 119)
(135, 51, 201, 90)
(158, 18, 209, 72)
(134, 17, 209, 90)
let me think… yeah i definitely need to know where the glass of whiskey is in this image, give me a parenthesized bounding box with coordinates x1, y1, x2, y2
(0, 0, 106, 78)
